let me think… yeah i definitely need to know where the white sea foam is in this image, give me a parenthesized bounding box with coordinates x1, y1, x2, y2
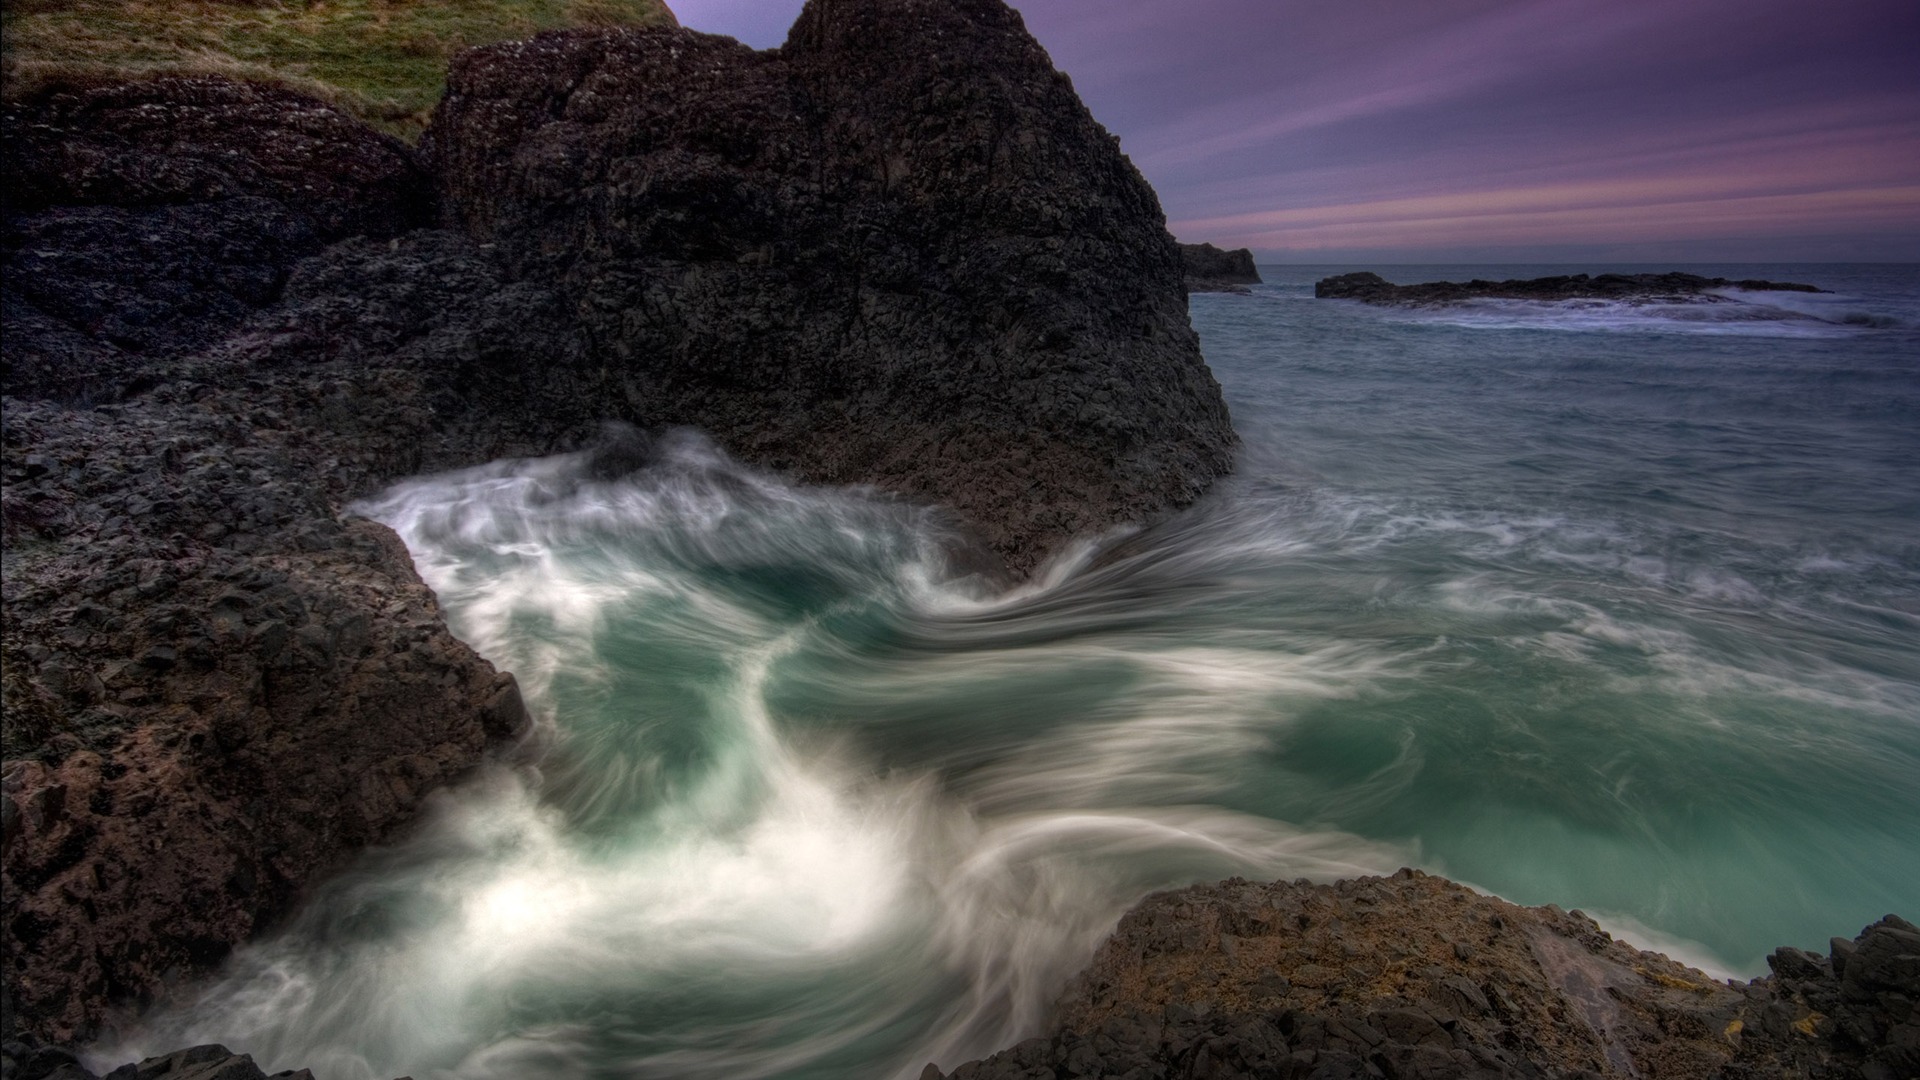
(1384, 295, 1867, 338)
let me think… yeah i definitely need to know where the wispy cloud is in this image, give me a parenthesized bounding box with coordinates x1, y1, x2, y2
(1176, 182, 1920, 251)
(1017, 0, 1920, 259)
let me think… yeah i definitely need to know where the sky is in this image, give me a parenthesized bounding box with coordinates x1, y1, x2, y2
(668, 0, 1920, 262)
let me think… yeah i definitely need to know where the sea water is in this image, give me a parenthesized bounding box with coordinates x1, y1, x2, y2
(95, 265, 1920, 1079)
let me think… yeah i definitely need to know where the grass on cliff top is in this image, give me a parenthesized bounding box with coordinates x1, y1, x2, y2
(1, 0, 678, 138)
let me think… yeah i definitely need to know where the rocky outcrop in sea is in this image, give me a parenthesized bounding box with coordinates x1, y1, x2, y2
(1315, 271, 1823, 307)
(425, 0, 1236, 569)
(1180, 243, 1263, 294)
(1, 0, 1234, 1045)
(938, 872, 1920, 1080)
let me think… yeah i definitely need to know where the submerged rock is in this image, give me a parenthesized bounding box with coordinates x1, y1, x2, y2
(936, 871, 1920, 1079)
(1316, 270, 1823, 306)
(1181, 242, 1263, 293)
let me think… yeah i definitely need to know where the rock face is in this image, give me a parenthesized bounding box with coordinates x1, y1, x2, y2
(3, 0, 1237, 1043)
(0, 87, 531, 1041)
(425, 0, 1236, 569)
(1315, 271, 1822, 306)
(2, 78, 434, 403)
(1180, 242, 1262, 293)
(937, 872, 1920, 1080)
(3, 1039, 312, 1080)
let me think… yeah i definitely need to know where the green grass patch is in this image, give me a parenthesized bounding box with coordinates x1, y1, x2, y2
(2, 0, 678, 138)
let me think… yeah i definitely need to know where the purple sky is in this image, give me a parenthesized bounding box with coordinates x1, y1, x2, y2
(669, 0, 1920, 262)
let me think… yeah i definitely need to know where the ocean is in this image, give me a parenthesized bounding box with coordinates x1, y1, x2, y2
(94, 264, 1920, 1079)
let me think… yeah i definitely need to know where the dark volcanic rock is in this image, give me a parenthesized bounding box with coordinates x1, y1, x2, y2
(1, 389, 527, 1043)
(2, 1038, 313, 1080)
(1, 85, 519, 1042)
(4, 0, 1238, 1044)
(2, 79, 433, 405)
(937, 872, 1920, 1080)
(3, 78, 431, 238)
(1180, 242, 1262, 293)
(424, 0, 1237, 570)
(1315, 270, 1823, 306)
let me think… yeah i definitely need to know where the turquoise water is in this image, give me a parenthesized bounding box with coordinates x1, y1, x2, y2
(95, 265, 1920, 1079)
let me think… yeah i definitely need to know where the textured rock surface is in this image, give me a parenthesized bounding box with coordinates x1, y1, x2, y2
(1180, 242, 1262, 293)
(0, 386, 527, 1043)
(425, 0, 1237, 570)
(936, 871, 1920, 1079)
(2, 77, 433, 404)
(1, 92, 521, 1042)
(3, 1039, 313, 1080)
(1315, 271, 1823, 307)
(3, 0, 1240, 1043)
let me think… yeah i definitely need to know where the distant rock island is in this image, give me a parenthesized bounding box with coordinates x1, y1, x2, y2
(1316, 270, 1824, 306)
(1181, 242, 1263, 293)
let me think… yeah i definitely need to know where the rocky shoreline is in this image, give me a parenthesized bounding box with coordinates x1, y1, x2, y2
(2, 0, 1232, 1047)
(10, 871, 1915, 1080)
(1315, 271, 1824, 306)
(938, 872, 1919, 1080)
(4, 1, 1909, 1077)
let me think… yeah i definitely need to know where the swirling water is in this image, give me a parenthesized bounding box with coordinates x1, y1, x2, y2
(96, 265, 1920, 1078)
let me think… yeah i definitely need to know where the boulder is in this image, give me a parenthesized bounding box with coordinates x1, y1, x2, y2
(1, 78, 433, 404)
(424, 0, 1237, 570)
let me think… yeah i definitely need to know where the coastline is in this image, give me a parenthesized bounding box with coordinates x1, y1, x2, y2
(3, 1, 1914, 1076)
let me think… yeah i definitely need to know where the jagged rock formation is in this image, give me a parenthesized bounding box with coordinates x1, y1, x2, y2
(1, 80, 529, 1044)
(937, 871, 1920, 1079)
(2, 78, 435, 403)
(1315, 271, 1822, 307)
(425, 0, 1236, 568)
(1180, 242, 1262, 294)
(1, 0, 1236, 1043)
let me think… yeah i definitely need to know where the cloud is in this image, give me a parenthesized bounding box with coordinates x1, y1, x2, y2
(1175, 182, 1920, 252)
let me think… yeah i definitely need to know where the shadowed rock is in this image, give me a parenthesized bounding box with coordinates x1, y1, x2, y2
(1316, 270, 1823, 306)
(3, 0, 1236, 1044)
(1, 78, 433, 404)
(1180, 242, 1262, 293)
(424, 0, 1237, 571)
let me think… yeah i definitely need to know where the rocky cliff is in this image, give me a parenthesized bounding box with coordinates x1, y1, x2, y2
(1, 0, 1236, 1042)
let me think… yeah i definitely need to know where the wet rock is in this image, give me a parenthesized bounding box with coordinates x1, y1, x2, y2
(4, 0, 1236, 1047)
(944, 872, 1918, 1080)
(0, 399, 523, 1042)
